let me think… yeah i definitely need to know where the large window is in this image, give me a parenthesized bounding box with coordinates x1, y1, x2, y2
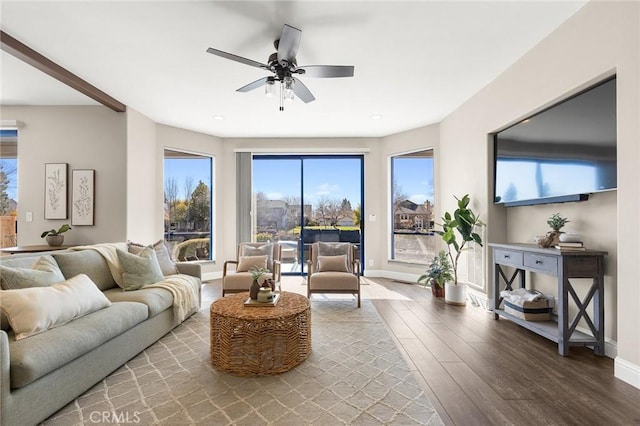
(0, 129, 18, 247)
(390, 149, 436, 263)
(252, 155, 364, 275)
(164, 149, 213, 261)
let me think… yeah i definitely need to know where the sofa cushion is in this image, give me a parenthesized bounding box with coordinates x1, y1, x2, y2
(103, 287, 173, 317)
(0, 274, 112, 340)
(128, 240, 178, 276)
(8, 301, 148, 389)
(0, 255, 65, 290)
(53, 250, 117, 291)
(116, 248, 165, 291)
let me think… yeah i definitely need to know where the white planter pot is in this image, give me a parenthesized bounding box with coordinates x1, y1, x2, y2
(444, 282, 467, 306)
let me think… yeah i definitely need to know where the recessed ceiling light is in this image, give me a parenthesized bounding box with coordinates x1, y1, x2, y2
(370, 114, 382, 120)
(213, 115, 224, 120)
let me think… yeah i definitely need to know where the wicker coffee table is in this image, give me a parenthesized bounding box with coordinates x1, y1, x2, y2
(210, 291, 311, 376)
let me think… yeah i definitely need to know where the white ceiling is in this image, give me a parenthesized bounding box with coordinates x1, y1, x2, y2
(0, 1, 586, 138)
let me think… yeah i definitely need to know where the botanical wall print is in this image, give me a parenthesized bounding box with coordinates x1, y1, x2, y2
(72, 169, 95, 225)
(44, 163, 68, 219)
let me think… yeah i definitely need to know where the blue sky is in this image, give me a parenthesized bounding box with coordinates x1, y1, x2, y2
(393, 157, 435, 204)
(253, 156, 434, 207)
(164, 158, 213, 198)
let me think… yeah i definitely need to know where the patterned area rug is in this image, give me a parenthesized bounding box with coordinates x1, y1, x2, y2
(43, 300, 443, 425)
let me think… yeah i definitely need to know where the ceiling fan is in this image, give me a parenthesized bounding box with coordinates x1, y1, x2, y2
(206, 24, 354, 111)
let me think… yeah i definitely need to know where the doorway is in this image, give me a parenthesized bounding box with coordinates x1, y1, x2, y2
(252, 155, 364, 275)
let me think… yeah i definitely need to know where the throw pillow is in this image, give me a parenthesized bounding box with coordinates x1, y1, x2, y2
(236, 255, 268, 272)
(116, 247, 165, 291)
(317, 242, 352, 272)
(241, 244, 274, 270)
(128, 240, 178, 276)
(0, 274, 111, 340)
(0, 256, 66, 290)
(317, 255, 349, 272)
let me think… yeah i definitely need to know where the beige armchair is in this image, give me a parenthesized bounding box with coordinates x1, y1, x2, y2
(307, 242, 361, 307)
(222, 243, 281, 296)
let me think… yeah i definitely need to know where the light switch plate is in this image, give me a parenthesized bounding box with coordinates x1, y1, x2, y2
(26, 211, 33, 222)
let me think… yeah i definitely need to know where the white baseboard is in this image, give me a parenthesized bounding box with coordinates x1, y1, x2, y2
(615, 357, 640, 389)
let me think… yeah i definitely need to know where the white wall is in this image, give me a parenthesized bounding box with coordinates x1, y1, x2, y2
(438, 1, 639, 385)
(0, 105, 127, 245)
(126, 108, 158, 243)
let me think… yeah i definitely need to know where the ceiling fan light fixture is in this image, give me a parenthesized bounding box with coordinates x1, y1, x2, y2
(283, 76, 295, 101)
(265, 79, 275, 97)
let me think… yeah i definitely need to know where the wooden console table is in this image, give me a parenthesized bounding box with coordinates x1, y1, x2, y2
(490, 243, 607, 356)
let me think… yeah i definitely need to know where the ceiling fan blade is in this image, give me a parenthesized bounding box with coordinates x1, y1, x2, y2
(206, 47, 269, 70)
(277, 24, 302, 65)
(298, 65, 355, 78)
(292, 77, 315, 103)
(236, 77, 270, 93)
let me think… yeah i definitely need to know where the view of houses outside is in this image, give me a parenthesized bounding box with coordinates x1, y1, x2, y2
(391, 150, 437, 264)
(252, 156, 362, 272)
(164, 151, 212, 261)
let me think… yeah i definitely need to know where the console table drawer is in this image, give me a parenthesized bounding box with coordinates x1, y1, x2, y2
(494, 249, 523, 267)
(524, 253, 558, 275)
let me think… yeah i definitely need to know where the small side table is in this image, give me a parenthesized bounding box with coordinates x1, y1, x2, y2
(210, 292, 311, 376)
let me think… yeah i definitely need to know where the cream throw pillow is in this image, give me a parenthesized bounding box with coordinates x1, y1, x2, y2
(0, 256, 66, 290)
(0, 274, 111, 340)
(128, 240, 178, 276)
(236, 255, 268, 272)
(116, 247, 165, 291)
(317, 255, 349, 272)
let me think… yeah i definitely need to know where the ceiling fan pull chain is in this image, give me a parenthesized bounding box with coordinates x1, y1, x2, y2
(279, 81, 285, 111)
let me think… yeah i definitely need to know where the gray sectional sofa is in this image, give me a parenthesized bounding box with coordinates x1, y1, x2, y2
(0, 243, 202, 426)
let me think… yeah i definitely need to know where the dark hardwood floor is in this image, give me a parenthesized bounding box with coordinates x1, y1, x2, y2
(202, 276, 640, 425)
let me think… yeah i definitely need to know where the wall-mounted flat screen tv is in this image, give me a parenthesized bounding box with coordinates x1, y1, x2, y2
(494, 77, 616, 207)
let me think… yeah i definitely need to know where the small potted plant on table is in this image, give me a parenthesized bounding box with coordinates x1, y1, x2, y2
(40, 224, 71, 247)
(418, 250, 453, 297)
(436, 194, 484, 305)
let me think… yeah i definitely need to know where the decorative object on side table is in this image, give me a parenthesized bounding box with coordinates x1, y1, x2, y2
(536, 213, 569, 248)
(436, 194, 484, 305)
(40, 224, 71, 247)
(417, 250, 452, 298)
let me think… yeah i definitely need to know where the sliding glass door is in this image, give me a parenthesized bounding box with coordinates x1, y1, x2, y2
(252, 155, 363, 275)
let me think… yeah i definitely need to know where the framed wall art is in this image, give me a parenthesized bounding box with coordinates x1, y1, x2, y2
(72, 169, 95, 226)
(44, 163, 68, 219)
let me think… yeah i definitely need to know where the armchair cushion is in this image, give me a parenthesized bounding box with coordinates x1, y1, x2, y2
(316, 242, 353, 272)
(241, 244, 276, 270)
(236, 255, 268, 272)
(317, 255, 349, 272)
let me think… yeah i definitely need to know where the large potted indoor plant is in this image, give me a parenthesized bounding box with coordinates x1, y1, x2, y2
(418, 250, 452, 297)
(436, 194, 484, 305)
